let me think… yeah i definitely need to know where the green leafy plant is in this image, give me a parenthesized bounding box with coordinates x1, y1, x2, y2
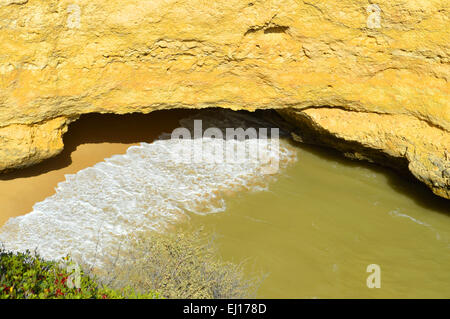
(0, 247, 160, 299)
(1, 228, 262, 299)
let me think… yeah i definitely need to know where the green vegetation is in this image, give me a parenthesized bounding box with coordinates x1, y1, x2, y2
(0, 248, 160, 299)
(99, 228, 264, 299)
(1, 228, 262, 299)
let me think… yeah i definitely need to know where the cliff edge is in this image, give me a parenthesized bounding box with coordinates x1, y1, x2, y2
(0, 0, 448, 198)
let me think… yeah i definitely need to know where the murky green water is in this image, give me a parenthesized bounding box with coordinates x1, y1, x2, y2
(1, 110, 448, 298)
(186, 142, 450, 298)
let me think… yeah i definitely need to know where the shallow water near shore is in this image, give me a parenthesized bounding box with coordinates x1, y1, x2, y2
(186, 143, 450, 298)
(0, 109, 449, 298)
(0, 110, 194, 226)
(0, 110, 296, 267)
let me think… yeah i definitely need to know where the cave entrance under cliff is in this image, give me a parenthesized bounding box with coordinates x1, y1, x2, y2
(1, 108, 448, 229)
(0, 108, 290, 225)
(4, 108, 297, 181)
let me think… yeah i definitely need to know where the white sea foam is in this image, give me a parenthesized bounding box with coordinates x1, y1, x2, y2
(388, 209, 431, 227)
(0, 111, 297, 268)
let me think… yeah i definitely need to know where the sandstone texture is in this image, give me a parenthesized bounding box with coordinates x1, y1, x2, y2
(279, 108, 450, 199)
(0, 0, 448, 198)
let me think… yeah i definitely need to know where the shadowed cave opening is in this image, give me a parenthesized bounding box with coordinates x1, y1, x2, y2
(0, 108, 448, 217)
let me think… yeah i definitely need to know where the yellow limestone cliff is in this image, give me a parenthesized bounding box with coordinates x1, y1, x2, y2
(0, 0, 449, 198)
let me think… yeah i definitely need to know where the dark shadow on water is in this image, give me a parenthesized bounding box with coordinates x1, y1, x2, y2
(1, 108, 448, 217)
(290, 140, 450, 217)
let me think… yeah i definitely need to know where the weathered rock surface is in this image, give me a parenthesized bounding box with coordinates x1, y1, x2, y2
(279, 108, 450, 199)
(0, 0, 448, 198)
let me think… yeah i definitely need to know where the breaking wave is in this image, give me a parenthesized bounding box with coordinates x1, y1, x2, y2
(0, 110, 297, 267)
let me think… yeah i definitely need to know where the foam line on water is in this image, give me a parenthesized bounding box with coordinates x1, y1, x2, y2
(0, 111, 297, 268)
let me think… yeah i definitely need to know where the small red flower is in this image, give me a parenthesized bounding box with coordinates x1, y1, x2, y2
(55, 288, 64, 297)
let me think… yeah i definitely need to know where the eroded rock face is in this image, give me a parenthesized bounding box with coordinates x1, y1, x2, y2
(0, 0, 448, 198)
(279, 108, 450, 199)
